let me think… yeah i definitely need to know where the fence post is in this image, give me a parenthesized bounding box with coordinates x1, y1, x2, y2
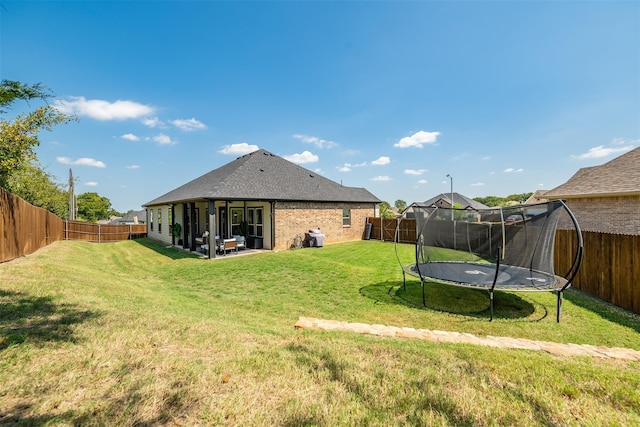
(98, 224, 101, 243)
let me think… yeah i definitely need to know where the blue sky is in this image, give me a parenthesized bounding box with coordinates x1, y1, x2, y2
(2, 1, 638, 213)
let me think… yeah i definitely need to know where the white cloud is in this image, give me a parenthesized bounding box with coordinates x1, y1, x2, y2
(171, 118, 207, 132)
(53, 96, 154, 121)
(142, 117, 164, 128)
(404, 169, 427, 176)
(353, 161, 367, 167)
(504, 168, 524, 173)
(371, 176, 392, 181)
(417, 179, 428, 184)
(371, 156, 390, 166)
(56, 156, 106, 168)
(153, 133, 176, 145)
(126, 165, 140, 170)
(283, 150, 319, 164)
(293, 134, 337, 149)
(337, 163, 352, 172)
(571, 144, 635, 160)
(219, 143, 259, 155)
(394, 130, 440, 148)
(471, 182, 485, 187)
(121, 133, 140, 141)
(85, 182, 98, 187)
(481, 156, 491, 160)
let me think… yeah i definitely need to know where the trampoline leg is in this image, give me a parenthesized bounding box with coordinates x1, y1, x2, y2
(557, 291, 563, 323)
(421, 279, 426, 307)
(402, 270, 406, 291)
(489, 291, 494, 322)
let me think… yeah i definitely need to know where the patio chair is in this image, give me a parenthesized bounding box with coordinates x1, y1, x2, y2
(221, 238, 237, 255)
(234, 235, 246, 250)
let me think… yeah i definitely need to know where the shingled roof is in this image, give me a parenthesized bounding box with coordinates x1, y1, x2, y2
(544, 147, 640, 198)
(144, 149, 381, 206)
(415, 192, 489, 210)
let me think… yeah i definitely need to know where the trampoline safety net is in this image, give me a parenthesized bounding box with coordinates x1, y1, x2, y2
(402, 200, 583, 322)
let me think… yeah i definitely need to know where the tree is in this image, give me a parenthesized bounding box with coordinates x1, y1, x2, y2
(6, 161, 69, 219)
(473, 193, 534, 207)
(77, 192, 117, 222)
(394, 199, 407, 212)
(378, 201, 395, 219)
(0, 80, 75, 188)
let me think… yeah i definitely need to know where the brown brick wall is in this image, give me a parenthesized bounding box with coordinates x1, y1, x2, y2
(273, 201, 376, 250)
(561, 196, 640, 234)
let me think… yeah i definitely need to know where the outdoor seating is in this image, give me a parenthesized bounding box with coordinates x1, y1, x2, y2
(196, 231, 209, 253)
(221, 238, 237, 255)
(234, 235, 246, 250)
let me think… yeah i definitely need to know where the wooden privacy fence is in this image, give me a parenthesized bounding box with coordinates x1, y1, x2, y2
(1, 187, 65, 263)
(65, 221, 147, 242)
(366, 217, 416, 243)
(367, 217, 640, 315)
(1, 188, 147, 263)
(555, 229, 639, 315)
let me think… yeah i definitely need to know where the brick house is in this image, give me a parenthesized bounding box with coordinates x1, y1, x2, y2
(544, 147, 640, 234)
(143, 149, 380, 255)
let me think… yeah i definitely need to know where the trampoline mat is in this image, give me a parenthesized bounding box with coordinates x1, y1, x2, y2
(405, 261, 567, 291)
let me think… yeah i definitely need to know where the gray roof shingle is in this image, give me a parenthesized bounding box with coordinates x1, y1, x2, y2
(544, 147, 640, 198)
(144, 149, 381, 206)
(415, 192, 489, 210)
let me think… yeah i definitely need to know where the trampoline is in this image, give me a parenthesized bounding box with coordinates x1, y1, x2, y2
(398, 200, 583, 321)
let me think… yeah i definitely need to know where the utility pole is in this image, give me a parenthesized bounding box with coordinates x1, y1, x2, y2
(68, 169, 75, 220)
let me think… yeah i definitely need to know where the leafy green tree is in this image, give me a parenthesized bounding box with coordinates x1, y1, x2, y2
(77, 192, 117, 222)
(394, 199, 407, 212)
(378, 201, 395, 219)
(0, 80, 75, 188)
(506, 192, 533, 204)
(473, 195, 505, 207)
(473, 193, 534, 207)
(6, 161, 69, 218)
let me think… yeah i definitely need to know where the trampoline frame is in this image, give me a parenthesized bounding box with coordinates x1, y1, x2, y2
(397, 200, 584, 322)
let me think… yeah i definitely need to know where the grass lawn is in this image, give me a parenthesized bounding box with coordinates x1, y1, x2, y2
(1, 239, 639, 426)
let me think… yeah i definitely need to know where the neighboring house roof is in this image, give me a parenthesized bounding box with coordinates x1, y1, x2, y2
(144, 149, 381, 206)
(544, 147, 640, 198)
(110, 209, 147, 224)
(524, 190, 549, 204)
(413, 192, 490, 210)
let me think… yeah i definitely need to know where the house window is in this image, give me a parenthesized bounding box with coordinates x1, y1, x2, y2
(158, 209, 162, 233)
(248, 207, 263, 237)
(343, 209, 351, 227)
(149, 210, 154, 231)
(231, 208, 244, 236)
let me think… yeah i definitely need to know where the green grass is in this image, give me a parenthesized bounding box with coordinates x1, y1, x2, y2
(0, 239, 639, 425)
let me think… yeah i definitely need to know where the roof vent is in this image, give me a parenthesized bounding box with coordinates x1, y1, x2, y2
(260, 168, 264, 172)
(309, 174, 314, 178)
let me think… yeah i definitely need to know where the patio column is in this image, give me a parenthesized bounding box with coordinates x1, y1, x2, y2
(190, 201, 197, 252)
(208, 199, 216, 259)
(182, 203, 188, 248)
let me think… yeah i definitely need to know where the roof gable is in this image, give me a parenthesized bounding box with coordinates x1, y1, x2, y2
(145, 149, 381, 206)
(545, 147, 640, 198)
(416, 193, 489, 210)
